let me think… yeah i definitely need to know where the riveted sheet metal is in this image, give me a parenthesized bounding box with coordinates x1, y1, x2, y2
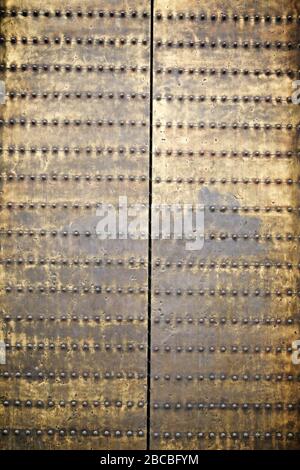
(151, 0, 300, 450)
(0, 0, 150, 450)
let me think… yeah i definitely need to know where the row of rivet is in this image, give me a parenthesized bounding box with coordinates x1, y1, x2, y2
(3, 315, 145, 322)
(1, 64, 148, 72)
(0, 231, 145, 238)
(157, 260, 299, 268)
(1, 37, 149, 46)
(152, 402, 298, 411)
(0, 119, 148, 127)
(1, 231, 299, 242)
(2, 230, 147, 237)
(4, 343, 145, 351)
(1, 371, 297, 381)
(2, 38, 298, 49)
(0, 429, 145, 437)
(154, 149, 299, 158)
(0, 174, 147, 181)
(0, 10, 149, 18)
(1, 342, 294, 353)
(3, 286, 146, 293)
(155, 177, 299, 184)
(156, 95, 294, 103)
(1, 120, 297, 130)
(5, 344, 290, 354)
(2, 203, 299, 212)
(153, 373, 299, 382)
(153, 288, 299, 296)
(155, 67, 298, 77)
(1, 400, 297, 410)
(4, 285, 298, 295)
(1, 10, 298, 21)
(0, 258, 146, 266)
(155, 121, 299, 130)
(2, 202, 148, 209)
(0, 148, 296, 157)
(152, 431, 298, 440)
(2, 315, 295, 324)
(0, 146, 148, 154)
(7, 91, 149, 100)
(1, 10, 299, 22)
(155, 13, 299, 22)
(0, 430, 298, 440)
(5, 92, 294, 102)
(2, 64, 297, 76)
(154, 317, 297, 325)
(0, 175, 298, 184)
(152, 345, 292, 353)
(1, 399, 144, 408)
(155, 40, 300, 49)
(1, 371, 145, 379)
(1, 231, 299, 241)
(162, 205, 298, 212)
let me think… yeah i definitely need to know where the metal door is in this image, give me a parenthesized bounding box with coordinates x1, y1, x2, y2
(0, 0, 299, 451)
(151, 0, 300, 450)
(0, 0, 150, 450)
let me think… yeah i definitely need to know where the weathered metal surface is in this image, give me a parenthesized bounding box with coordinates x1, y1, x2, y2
(151, 0, 300, 450)
(0, 0, 150, 450)
(0, 0, 299, 452)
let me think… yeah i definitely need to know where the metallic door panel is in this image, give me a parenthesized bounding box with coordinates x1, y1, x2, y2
(151, 0, 300, 450)
(0, 0, 150, 450)
(0, 0, 299, 451)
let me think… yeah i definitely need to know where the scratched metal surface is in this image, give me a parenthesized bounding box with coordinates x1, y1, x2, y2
(0, 0, 150, 450)
(151, 0, 300, 450)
